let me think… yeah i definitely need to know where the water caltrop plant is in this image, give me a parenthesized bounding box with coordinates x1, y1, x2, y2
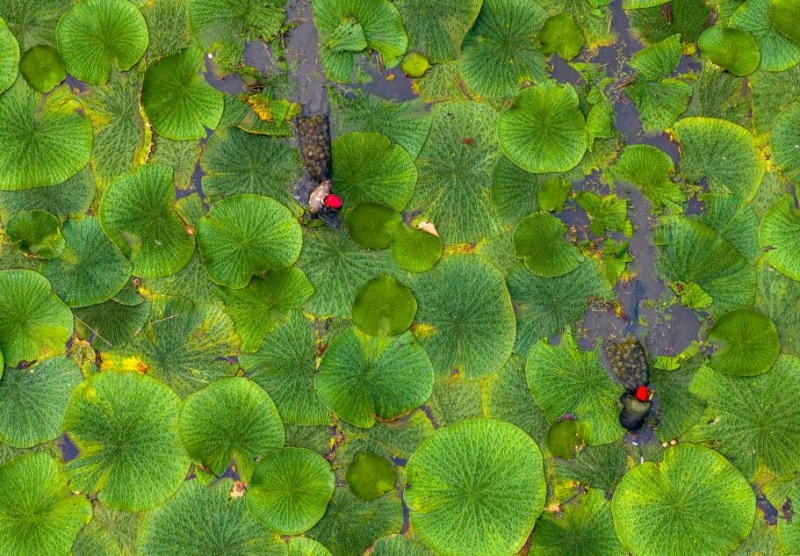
(0, 0, 798, 555)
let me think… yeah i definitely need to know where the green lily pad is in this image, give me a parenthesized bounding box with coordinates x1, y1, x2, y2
(345, 451, 395, 500)
(0, 356, 81, 448)
(625, 77, 692, 135)
(0, 18, 16, 94)
(540, 13, 585, 61)
(137, 479, 286, 556)
(247, 447, 335, 534)
(498, 81, 587, 174)
(316, 328, 434, 428)
(63, 371, 190, 511)
(187, 0, 285, 66)
(770, 100, 800, 183)
(686, 357, 800, 480)
(513, 212, 584, 277)
(405, 418, 546, 556)
(0, 167, 94, 220)
(344, 204, 403, 250)
(42, 217, 130, 307)
(757, 263, 800, 357)
(707, 308, 780, 376)
(0, 269, 73, 366)
(770, 0, 800, 46)
(74, 297, 150, 351)
(529, 489, 626, 556)
(313, 0, 407, 82)
(56, 0, 148, 85)
(0, 453, 92, 556)
(612, 444, 756, 556)
(409, 255, 515, 379)
(629, 34, 681, 80)
(6, 209, 64, 259)
(99, 164, 195, 278)
(198, 193, 302, 288)
(390, 223, 442, 273)
(217, 268, 313, 353)
(0, 81, 92, 190)
(179, 377, 285, 481)
(288, 538, 333, 556)
(392, 0, 481, 63)
(372, 536, 434, 556)
(141, 46, 223, 140)
(698, 26, 761, 76)
(760, 195, 800, 281)
(18, 45, 65, 93)
(351, 275, 416, 337)
(332, 132, 417, 211)
(240, 311, 329, 426)
(459, 0, 548, 98)
(731, 0, 800, 72)
(527, 329, 625, 445)
(546, 419, 587, 459)
(612, 144, 683, 209)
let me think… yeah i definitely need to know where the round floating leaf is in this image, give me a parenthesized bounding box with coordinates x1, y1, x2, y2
(198, 193, 302, 289)
(289, 538, 333, 556)
(0, 17, 19, 94)
(686, 356, 800, 480)
(42, 217, 130, 307)
(771, 101, 800, 184)
(707, 308, 779, 376)
(141, 46, 223, 140)
(731, 0, 800, 72)
(770, 0, 800, 46)
(373, 535, 434, 556)
(99, 164, 195, 278)
(346, 452, 395, 500)
(0, 357, 81, 448)
(612, 444, 755, 556)
(546, 420, 586, 459)
(331, 132, 417, 211)
(612, 144, 683, 209)
(527, 330, 625, 445)
(0, 81, 91, 189)
(698, 26, 761, 76)
(63, 371, 190, 511)
(628, 33, 681, 81)
(392, 0, 481, 63)
(247, 447, 335, 534)
(56, 0, 148, 85)
(19, 45, 65, 93)
(760, 195, 800, 281)
(0, 269, 73, 366)
(409, 255, 515, 379)
(529, 490, 626, 556)
(498, 81, 587, 174)
(344, 203, 402, 250)
(0, 453, 92, 556)
(405, 419, 546, 556)
(218, 268, 313, 353)
(390, 223, 442, 273)
(459, 0, 548, 98)
(179, 377, 285, 481)
(351, 275, 416, 337)
(513, 212, 583, 277)
(137, 479, 286, 556)
(6, 209, 64, 259)
(316, 328, 434, 428)
(540, 13, 585, 61)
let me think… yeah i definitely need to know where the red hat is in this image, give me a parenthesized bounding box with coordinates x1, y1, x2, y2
(324, 194, 342, 209)
(635, 385, 649, 402)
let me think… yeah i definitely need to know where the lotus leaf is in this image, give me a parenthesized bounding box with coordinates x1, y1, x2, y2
(141, 46, 223, 140)
(0, 18, 19, 93)
(141, 0, 192, 59)
(56, 0, 148, 85)
(0, 453, 92, 556)
(179, 377, 284, 481)
(0, 167, 94, 219)
(0, 357, 81, 448)
(0, 269, 73, 366)
(99, 164, 195, 278)
(331, 132, 417, 210)
(629, 34, 681, 80)
(770, 0, 800, 46)
(628, 0, 711, 44)
(43, 217, 130, 307)
(137, 479, 286, 556)
(731, 0, 800, 72)
(482, 355, 549, 443)
(316, 328, 434, 427)
(63, 371, 190, 511)
(770, 100, 800, 183)
(198, 193, 302, 289)
(344, 203, 402, 250)
(372, 536, 434, 556)
(708, 308, 780, 376)
(498, 81, 587, 174)
(759, 195, 800, 281)
(409, 255, 515, 379)
(698, 26, 761, 76)
(73, 297, 150, 350)
(405, 418, 546, 556)
(247, 447, 334, 534)
(392, 0, 481, 63)
(612, 144, 683, 209)
(540, 13, 585, 61)
(757, 263, 800, 356)
(351, 275, 416, 337)
(0, 81, 92, 189)
(513, 211, 584, 277)
(18, 45, 65, 93)
(345, 451, 395, 501)
(288, 538, 333, 556)
(459, 0, 548, 98)
(625, 78, 692, 134)
(6, 209, 64, 259)
(0, 0, 75, 50)
(390, 223, 442, 273)
(612, 444, 755, 556)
